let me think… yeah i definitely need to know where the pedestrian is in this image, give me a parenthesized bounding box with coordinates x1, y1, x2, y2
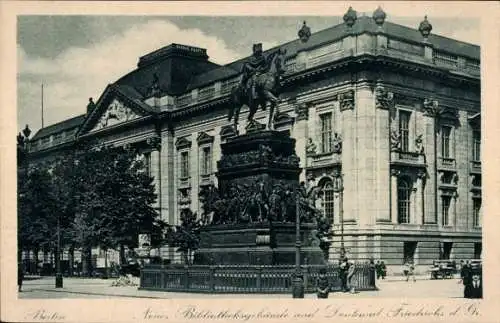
(461, 260, 472, 298)
(403, 261, 416, 282)
(380, 261, 387, 279)
(375, 261, 381, 279)
(347, 260, 356, 293)
(18, 265, 24, 292)
(368, 259, 376, 286)
(467, 268, 482, 299)
(340, 257, 349, 292)
(316, 268, 329, 298)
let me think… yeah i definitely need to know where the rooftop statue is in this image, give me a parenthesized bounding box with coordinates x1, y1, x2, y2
(227, 43, 287, 131)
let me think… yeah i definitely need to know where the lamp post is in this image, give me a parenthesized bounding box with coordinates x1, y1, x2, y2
(291, 188, 304, 298)
(334, 173, 345, 259)
(55, 214, 63, 288)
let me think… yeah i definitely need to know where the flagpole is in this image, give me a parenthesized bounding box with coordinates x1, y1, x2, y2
(41, 84, 44, 128)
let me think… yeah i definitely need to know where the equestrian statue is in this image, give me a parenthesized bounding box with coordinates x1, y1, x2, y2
(227, 43, 287, 131)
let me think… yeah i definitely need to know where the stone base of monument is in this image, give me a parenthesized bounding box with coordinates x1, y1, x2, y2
(193, 222, 326, 265)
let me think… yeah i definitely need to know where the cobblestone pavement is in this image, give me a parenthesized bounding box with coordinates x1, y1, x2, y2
(18, 275, 465, 299)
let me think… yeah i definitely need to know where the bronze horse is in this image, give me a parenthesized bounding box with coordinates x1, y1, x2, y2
(227, 48, 287, 131)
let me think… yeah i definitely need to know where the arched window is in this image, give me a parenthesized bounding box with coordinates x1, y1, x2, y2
(398, 178, 411, 224)
(322, 180, 335, 223)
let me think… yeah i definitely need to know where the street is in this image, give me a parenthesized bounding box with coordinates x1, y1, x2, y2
(19, 275, 466, 299)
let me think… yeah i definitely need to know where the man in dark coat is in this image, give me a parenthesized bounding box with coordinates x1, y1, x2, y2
(461, 260, 472, 298)
(468, 270, 483, 299)
(339, 257, 350, 292)
(316, 268, 330, 298)
(464, 266, 482, 299)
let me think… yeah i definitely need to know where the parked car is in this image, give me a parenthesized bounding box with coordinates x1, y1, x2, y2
(430, 260, 456, 279)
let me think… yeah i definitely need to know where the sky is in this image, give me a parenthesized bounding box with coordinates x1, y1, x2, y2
(17, 13, 480, 135)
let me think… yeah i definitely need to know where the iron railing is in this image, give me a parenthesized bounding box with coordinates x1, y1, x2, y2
(140, 263, 376, 293)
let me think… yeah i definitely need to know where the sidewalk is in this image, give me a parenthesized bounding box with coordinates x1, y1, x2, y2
(20, 275, 463, 299)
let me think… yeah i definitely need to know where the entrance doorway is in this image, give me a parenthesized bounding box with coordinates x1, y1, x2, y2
(403, 241, 417, 263)
(441, 242, 453, 260)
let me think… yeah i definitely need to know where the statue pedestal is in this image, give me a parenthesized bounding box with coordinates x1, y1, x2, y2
(194, 222, 325, 265)
(195, 130, 325, 265)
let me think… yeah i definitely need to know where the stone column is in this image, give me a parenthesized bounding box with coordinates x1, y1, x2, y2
(423, 98, 441, 224)
(453, 191, 458, 227)
(416, 170, 426, 225)
(355, 85, 377, 226)
(390, 169, 400, 223)
(374, 84, 394, 222)
(340, 89, 356, 222)
(146, 137, 162, 213)
(293, 102, 309, 182)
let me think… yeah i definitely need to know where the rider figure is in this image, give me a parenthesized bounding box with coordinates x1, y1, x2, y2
(241, 43, 269, 101)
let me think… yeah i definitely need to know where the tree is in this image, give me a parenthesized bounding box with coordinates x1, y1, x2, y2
(18, 142, 167, 277)
(18, 166, 56, 273)
(165, 209, 202, 265)
(67, 145, 166, 273)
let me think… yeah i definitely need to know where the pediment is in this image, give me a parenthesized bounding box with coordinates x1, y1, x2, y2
(89, 98, 142, 132)
(220, 125, 238, 139)
(176, 137, 192, 149)
(197, 132, 214, 144)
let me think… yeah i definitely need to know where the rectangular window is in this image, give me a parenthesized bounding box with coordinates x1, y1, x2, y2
(473, 198, 481, 227)
(322, 183, 335, 223)
(442, 196, 451, 226)
(180, 151, 189, 178)
(399, 110, 411, 152)
(320, 113, 332, 153)
(472, 131, 481, 161)
(441, 126, 452, 158)
(201, 146, 212, 176)
(397, 179, 411, 224)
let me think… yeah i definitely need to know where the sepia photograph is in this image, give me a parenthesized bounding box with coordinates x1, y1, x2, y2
(2, 1, 499, 323)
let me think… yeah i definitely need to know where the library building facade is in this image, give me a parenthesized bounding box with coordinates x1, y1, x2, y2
(27, 9, 482, 270)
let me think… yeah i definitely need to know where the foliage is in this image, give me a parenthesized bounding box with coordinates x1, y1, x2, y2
(18, 166, 57, 253)
(165, 209, 202, 265)
(18, 141, 166, 267)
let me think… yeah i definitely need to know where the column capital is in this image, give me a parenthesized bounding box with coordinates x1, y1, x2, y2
(374, 84, 394, 110)
(339, 89, 355, 111)
(423, 98, 443, 117)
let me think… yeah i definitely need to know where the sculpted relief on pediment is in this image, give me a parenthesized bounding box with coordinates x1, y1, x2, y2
(91, 99, 141, 132)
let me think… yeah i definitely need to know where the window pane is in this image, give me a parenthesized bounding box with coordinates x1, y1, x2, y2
(323, 182, 334, 223)
(201, 147, 211, 175)
(442, 196, 451, 226)
(180, 152, 189, 178)
(320, 113, 332, 153)
(398, 179, 411, 224)
(473, 198, 481, 227)
(441, 126, 451, 158)
(473, 131, 481, 161)
(399, 111, 410, 152)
